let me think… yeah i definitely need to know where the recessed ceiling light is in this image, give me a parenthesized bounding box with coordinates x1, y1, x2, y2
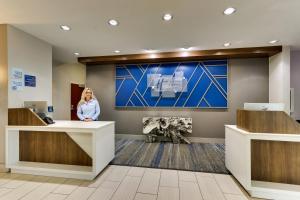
(108, 19, 119, 26)
(181, 52, 189, 57)
(163, 13, 173, 21)
(149, 54, 157, 59)
(145, 49, 156, 53)
(60, 25, 71, 31)
(223, 7, 236, 15)
(74, 52, 80, 56)
(180, 47, 191, 51)
(269, 40, 279, 44)
(114, 50, 120, 53)
(223, 42, 231, 47)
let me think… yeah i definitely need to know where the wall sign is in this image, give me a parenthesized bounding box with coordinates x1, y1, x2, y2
(115, 60, 228, 108)
(11, 68, 23, 91)
(48, 106, 54, 113)
(24, 74, 36, 87)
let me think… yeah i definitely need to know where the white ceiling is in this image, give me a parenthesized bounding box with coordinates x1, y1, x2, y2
(1, 0, 300, 63)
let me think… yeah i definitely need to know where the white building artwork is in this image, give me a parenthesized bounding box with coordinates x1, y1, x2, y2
(147, 71, 188, 98)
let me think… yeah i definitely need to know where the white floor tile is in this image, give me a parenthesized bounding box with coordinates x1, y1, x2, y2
(157, 186, 179, 200)
(134, 193, 157, 200)
(52, 179, 82, 195)
(224, 194, 248, 200)
(138, 169, 161, 194)
(106, 166, 130, 182)
(160, 170, 178, 187)
(214, 174, 243, 195)
(65, 186, 95, 200)
(31, 176, 51, 182)
(0, 188, 12, 197)
(195, 172, 214, 178)
(178, 171, 197, 182)
(88, 179, 120, 200)
(100, 180, 120, 190)
(111, 176, 141, 200)
(179, 181, 203, 200)
(1, 174, 33, 189)
(0, 173, 21, 186)
(197, 176, 226, 200)
(81, 167, 113, 188)
(88, 186, 116, 200)
(145, 168, 161, 174)
(20, 177, 65, 200)
(128, 167, 146, 177)
(43, 193, 67, 200)
(108, 165, 117, 169)
(0, 180, 42, 200)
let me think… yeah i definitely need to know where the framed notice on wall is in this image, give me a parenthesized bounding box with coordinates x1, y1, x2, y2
(11, 68, 23, 91)
(24, 74, 36, 87)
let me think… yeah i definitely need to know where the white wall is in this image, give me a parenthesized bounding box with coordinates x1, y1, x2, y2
(291, 51, 300, 119)
(269, 46, 291, 114)
(7, 25, 52, 108)
(0, 25, 53, 170)
(52, 63, 86, 120)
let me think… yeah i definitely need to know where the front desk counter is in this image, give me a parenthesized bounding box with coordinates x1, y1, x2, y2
(6, 120, 115, 180)
(226, 109, 300, 200)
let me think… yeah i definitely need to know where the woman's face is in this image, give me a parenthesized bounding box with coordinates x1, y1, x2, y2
(85, 90, 92, 101)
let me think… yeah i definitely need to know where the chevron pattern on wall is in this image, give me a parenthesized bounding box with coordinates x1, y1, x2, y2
(115, 60, 228, 108)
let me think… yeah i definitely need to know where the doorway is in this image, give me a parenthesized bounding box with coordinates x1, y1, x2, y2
(71, 83, 85, 120)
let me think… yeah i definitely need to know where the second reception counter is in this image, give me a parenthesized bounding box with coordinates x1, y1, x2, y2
(226, 109, 300, 200)
(6, 120, 115, 180)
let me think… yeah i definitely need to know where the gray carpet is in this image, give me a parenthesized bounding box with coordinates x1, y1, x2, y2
(111, 139, 229, 174)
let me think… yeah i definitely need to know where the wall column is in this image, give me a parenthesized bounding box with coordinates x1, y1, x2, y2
(269, 46, 291, 114)
(0, 24, 8, 171)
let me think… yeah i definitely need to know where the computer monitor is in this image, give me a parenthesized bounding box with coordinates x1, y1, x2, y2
(244, 103, 285, 111)
(24, 101, 48, 114)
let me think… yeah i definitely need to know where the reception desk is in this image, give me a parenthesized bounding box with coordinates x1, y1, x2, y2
(6, 108, 115, 180)
(226, 110, 300, 200)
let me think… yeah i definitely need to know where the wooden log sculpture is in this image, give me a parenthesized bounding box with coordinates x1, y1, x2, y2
(143, 117, 192, 144)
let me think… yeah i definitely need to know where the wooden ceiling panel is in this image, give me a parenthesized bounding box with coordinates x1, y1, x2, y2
(78, 46, 282, 65)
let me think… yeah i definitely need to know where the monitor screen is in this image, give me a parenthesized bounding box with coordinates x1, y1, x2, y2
(24, 101, 48, 114)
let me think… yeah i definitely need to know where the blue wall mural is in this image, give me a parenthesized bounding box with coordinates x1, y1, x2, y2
(115, 60, 228, 108)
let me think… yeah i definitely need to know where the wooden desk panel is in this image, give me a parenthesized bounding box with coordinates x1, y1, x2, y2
(8, 108, 47, 126)
(237, 109, 300, 134)
(251, 140, 300, 185)
(19, 131, 92, 166)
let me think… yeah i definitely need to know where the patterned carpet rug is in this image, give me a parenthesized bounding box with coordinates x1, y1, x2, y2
(111, 138, 229, 174)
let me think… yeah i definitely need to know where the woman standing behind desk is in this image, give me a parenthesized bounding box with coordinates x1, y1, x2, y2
(77, 88, 100, 122)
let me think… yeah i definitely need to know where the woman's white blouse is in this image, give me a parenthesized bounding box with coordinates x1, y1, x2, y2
(77, 99, 100, 120)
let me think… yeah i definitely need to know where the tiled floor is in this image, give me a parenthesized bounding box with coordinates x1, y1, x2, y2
(0, 165, 263, 200)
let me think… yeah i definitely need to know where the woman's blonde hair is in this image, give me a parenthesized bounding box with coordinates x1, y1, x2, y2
(77, 88, 96, 108)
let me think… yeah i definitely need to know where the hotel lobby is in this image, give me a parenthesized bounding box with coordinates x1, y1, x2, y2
(1, 1, 300, 200)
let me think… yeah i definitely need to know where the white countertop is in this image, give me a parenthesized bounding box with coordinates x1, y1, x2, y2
(6, 120, 115, 131)
(225, 125, 300, 139)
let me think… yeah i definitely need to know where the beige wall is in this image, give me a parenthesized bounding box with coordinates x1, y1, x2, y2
(269, 46, 291, 114)
(86, 58, 269, 138)
(52, 63, 86, 120)
(0, 25, 8, 169)
(0, 25, 52, 169)
(7, 25, 52, 108)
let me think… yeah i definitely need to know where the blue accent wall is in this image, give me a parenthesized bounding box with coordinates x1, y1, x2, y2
(115, 60, 228, 108)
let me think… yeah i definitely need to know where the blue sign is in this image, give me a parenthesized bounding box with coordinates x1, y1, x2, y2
(115, 60, 228, 108)
(24, 74, 36, 87)
(48, 106, 54, 113)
